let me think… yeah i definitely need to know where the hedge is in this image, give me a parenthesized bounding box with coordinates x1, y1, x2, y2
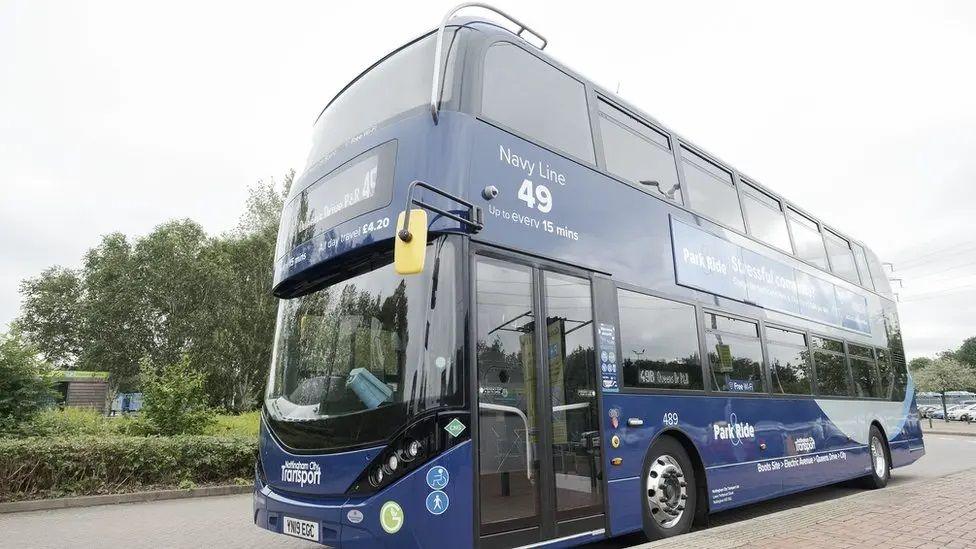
(0, 435, 256, 502)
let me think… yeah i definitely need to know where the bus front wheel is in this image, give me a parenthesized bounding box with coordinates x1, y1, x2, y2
(641, 436, 697, 540)
(862, 425, 890, 489)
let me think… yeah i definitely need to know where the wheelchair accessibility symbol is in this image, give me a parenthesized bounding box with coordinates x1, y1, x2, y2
(426, 466, 449, 490)
(425, 491, 449, 515)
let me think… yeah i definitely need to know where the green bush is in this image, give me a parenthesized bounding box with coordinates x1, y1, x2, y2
(0, 332, 56, 433)
(24, 408, 161, 438)
(0, 435, 256, 501)
(26, 408, 116, 437)
(141, 356, 214, 435)
(204, 411, 261, 437)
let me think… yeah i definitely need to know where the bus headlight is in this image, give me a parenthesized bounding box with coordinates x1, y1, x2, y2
(402, 439, 422, 461)
(370, 467, 384, 487)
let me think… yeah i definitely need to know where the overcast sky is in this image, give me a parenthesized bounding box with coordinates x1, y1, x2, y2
(1, 1, 974, 358)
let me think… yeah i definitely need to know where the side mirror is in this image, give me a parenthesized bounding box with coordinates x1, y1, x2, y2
(394, 209, 427, 275)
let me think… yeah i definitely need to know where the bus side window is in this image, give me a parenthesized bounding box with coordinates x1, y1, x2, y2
(596, 99, 682, 204)
(811, 336, 851, 397)
(704, 313, 766, 393)
(741, 182, 793, 254)
(481, 43, 595, 164)
(679, 147, 745, 232)
(617, 290, 703, 391)
(824, 230, 861, 285)
(852, 243, 876, 291)
(848, 344, 882, 399)
(787, 208, 829, 270)
(766, 326, 813, 395)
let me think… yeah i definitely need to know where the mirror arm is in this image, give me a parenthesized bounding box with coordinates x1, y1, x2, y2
(399, 180, 484, 242)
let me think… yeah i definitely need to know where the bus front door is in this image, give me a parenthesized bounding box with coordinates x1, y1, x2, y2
(473, 253, 606, 548)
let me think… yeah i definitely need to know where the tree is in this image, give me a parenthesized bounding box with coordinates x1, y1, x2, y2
(913, 357, 976, 421)
(955, 337, 976, 367)
(140, 355, 213, 435)
(77, 233, 148, 390)
(17, 267, 84, 369)
(15, 172, 292, 410)
(908, 357, 933, 374)
(192, 176, 289, 411)
(0, 331, 56, 433)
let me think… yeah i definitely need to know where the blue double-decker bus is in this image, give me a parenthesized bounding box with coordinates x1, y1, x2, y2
(254, 5, 923, 547)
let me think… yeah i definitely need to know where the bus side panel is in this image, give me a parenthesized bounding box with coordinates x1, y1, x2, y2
(894, 393, 925, 467)
(600, 393, 790, 535)
(600, 391, 918, 534)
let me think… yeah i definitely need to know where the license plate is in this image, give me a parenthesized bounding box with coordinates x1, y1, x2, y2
(283, 516, 319, 542)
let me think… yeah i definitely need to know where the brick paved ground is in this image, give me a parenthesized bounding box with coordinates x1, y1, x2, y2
(639, 467, 976, 549)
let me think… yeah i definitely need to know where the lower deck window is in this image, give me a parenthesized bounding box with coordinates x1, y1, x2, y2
(767, 327, 812, 395)
(705, 313, 765, 393)
(814, 340, 851, 397)
(618, 290, 703, 390)
(848, 344, 882, 398)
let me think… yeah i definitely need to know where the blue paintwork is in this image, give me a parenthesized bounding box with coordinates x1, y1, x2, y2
(259, 101, 923, 546)
(256, 421, 475, 548)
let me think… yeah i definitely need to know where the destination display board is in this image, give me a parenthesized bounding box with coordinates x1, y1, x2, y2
(277, 140, 397, 259)
(671, 217, 871, 334)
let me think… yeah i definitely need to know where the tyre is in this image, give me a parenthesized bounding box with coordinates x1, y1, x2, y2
(641, 436, 697, 540)
(862, 425, 890, 489)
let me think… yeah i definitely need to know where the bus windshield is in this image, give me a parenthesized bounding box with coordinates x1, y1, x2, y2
(265, 237, 461, 451)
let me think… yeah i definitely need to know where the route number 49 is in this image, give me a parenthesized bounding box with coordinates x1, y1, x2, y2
(517, 179, 552, 213)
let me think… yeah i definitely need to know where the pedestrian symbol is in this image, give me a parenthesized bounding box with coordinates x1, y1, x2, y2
(426, 466, 449, 490)
(379, 501, 404, 534)
(425, 491, 449, 515)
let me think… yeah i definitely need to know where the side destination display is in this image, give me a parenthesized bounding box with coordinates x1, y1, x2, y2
(670, 217, 871, 334)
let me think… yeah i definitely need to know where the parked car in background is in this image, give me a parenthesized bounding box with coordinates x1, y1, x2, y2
(932, 404, 967, 420)
(947, 403, 976, 421)
(918, 405, 939, 418)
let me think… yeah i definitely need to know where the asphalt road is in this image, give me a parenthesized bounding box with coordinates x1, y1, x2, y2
(1, 435, 972, 549)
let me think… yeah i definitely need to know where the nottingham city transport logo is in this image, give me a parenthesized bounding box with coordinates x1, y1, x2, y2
(280, 460, 322, 487)
(713, 412, 756, 446)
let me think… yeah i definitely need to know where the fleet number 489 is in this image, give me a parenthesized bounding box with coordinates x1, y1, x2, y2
(663, 412, 679, 427)
(517, 179, 552, 213)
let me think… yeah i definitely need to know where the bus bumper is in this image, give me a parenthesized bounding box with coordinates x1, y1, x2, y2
(253, 440, 474, 549)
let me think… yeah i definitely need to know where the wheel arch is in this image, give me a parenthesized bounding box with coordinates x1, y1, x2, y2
(869, 420, 892, 469)
(647, 428, 710, 525)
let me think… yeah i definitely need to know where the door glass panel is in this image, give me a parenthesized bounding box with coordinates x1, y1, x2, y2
(476, 259, 540, 533)
(543, 272, 602, 519)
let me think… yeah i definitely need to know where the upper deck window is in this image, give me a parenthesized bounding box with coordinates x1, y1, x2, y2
(304, 30, 463, 174)
(852, 242, 875, 290)
(741, 183, 792, 253)
(679, 147, 745, 232)
(866, 248, 894, 296)
(787, 208, 829, 269)
(597, 100, 682, 204)
(482, 43, 595, 163)
(824, 230, 861, 285)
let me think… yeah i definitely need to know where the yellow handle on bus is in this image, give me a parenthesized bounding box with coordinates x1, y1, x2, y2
(394, 209, 428, 275)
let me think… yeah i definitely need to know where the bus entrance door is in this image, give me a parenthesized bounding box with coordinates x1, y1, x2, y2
(474, 253, 606, 548)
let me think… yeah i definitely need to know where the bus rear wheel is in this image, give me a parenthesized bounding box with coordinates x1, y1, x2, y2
(641, 436, 697, 540)
(862, 425, 890, 489)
